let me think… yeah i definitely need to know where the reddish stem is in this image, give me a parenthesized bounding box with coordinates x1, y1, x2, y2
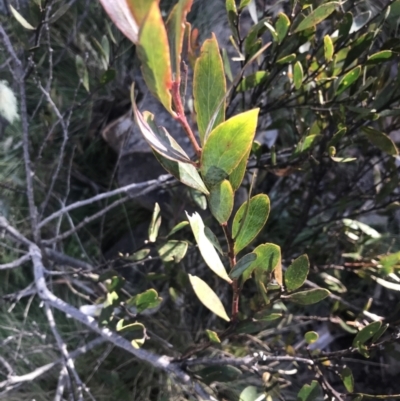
(221, 222, 240, 322)
(171, 81, 202, 159)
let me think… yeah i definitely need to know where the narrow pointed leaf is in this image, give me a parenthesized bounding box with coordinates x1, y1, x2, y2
(201, 109, 259, 187)
(277, 53, 296, 64)
(366, 50, 393, 65)
(194, 34, 226, 144)
(148, 202, 161, 242)
(361, 126, 398, 156)
(230, 253, 257, 279)
(166, 0, 193, 81)
(352, 321, 382, 347)
(324, 35, 334, 62)
(293, 61, 303, 90)
(206, 329, 221, 343)
(167, 221, 189, 237)
(10, 5, 35, 30)
(276, 12, 290, 44)
(232, 194, 270, 254)
(244, 243, 281, 283)
(138, 2, 173, 113)
(99, 0, 139, 44)
(186, 212, 232, 283)
(132, 99, 191, 163)
(285, 288, 330, 305)
(188, 274, 230, 321)
(285, 254, 309, 292)
(209, 179, 234, 224)
(336, 66, 361, 95)
(294, 2, 339, 33)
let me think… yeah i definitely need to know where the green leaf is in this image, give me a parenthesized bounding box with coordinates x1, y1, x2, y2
(10, 5, 35, 30)
(352, 321, 382, 347)
(201, 109, 259, 187)
(205, 329, 221, 343)
(292, 134, 320, 157)
(157, 240, 188, 263)
(380, 252, 400, 271)
(277, 53, 296, 64)
(153, 151, 209, 195)
(264, 21, 278, 42)
(324, 35, 334, 62)
(186, 212, 232, 283)
(244, 243, 281, 283)
(371, 323, 388, 343)
(304, 331, 319, 344)
(208, 180, 234, 224)
(285, 254, 309, 292)
(148, 202, 161, 242)
(194, 34, 226, 144)
(239, 386, 260, 401)
(361, 126, 399, 156)
(196, 365, 241, 385)
(340, 367, 354, 393)
(204, 226, 224, 255)
(285, 288, 330, 305)
(126, 248, 151, 261)
(167, 221, 189, 237)
(232, 194, 270, 254)
(226, 0, 239, 42)
(137, 2, 173, 113)
(188, 274, 230, 321)
(166, 0, 193, 82)
(338, 12, 353, 37)
(100, 69, 116, 85)
(132, 103, 191, 163)
(294, 2, 339, 33)
(237, 71, 268, 92)
(328, 127, 347, 147)
(336, 66, 361, 95)
(75, 55, 90, 92)
(128, 289, 162, 313)
(275, 12, 290, 44)
(366, 50, 393, 65)
(116, 320, 146, 348)
(293, 61, 303, 90)
(230, 253, 257, 279)
(297, 380, 320, 401)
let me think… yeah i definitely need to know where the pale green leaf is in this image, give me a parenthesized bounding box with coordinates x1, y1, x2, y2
(10, 5, 35, 30)
(186, 212, 232, 283)
(276, 12, 290, 44)
(188, 274, 230, 321)
(323, 35, 334, 62)
(148, 202, 161, 242)
(157, 240, 188, 263)
(293, 61, 303, 90)
(297, 380, 320, 401)
(340, 367, 354, 392)
(284, 288, 330, 305)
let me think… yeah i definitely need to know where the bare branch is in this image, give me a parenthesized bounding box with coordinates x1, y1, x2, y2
(0, 254, 31, 270)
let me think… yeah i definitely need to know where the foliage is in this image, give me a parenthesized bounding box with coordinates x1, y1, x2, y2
(1, 0, 400, 400)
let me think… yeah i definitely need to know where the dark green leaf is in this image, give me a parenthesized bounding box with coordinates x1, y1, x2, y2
(294, 3, 339, 33)
(100, 69, 116, 85)
(297, 380, 320, 401)
(285, 254, 309, 292)
(352, 321, 382, 347)
(361, 126, 399, 156)
(277, 53, 296, 64)
(196, 365, 241, 385)
(340, 367, 354, 393)
(230, 253, 257, 279)
(232, 194, 270, 254)
(366, 50, 393, 65)
(285, 288, 330, 305)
